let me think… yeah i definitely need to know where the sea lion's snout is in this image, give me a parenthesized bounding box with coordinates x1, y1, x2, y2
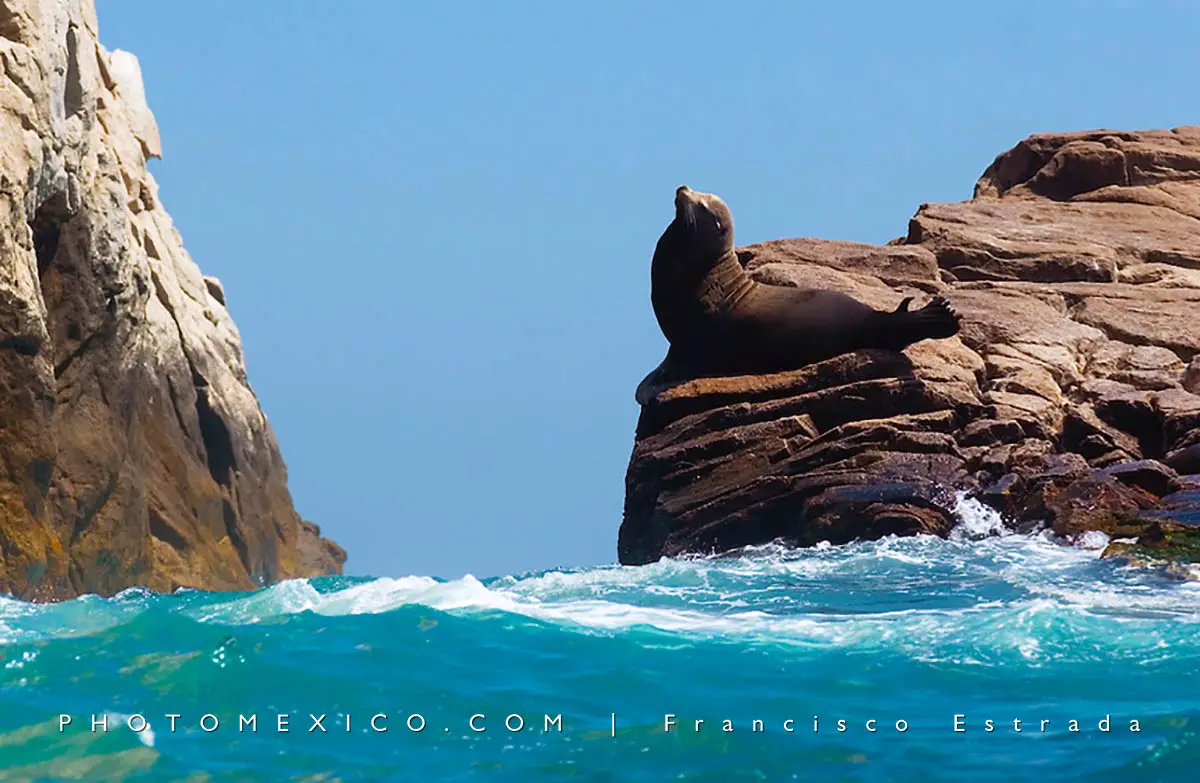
(675, 186, 696, 225)
(675, 186, 702, 225)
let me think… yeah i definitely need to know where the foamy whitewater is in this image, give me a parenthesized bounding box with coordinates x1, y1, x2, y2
(2, 499, 1198, 781)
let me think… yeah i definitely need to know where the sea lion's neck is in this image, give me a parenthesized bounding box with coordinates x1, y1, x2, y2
(698, 249, 755, 310)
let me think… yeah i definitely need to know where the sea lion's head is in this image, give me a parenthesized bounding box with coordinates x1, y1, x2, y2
(673, 186, 734, 260)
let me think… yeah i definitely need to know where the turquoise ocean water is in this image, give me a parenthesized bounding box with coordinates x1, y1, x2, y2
(1, 498, 1198, 782)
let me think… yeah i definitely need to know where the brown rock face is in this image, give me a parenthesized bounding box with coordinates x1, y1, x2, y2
(620, 126, 1200, 566)
(0, 0, 344, 599)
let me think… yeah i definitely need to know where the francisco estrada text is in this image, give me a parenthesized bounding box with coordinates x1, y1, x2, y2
(662, 714, 1142, 734)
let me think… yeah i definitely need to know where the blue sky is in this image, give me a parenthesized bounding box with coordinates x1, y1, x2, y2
(95, 1, 1200, 579)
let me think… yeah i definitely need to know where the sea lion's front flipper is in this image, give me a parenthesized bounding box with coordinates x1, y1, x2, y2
(893, 297, 913, 314)
(636, 347, 691, 405)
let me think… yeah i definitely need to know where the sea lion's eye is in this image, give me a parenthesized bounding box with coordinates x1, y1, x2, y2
(714, 219, 722, 232)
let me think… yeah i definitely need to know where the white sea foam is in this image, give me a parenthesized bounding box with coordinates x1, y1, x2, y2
(949, 492, 1012, 540)
(105, 712, 155, 748)
(1078, 530, 1112, 550)
(0, 593, 149, 644)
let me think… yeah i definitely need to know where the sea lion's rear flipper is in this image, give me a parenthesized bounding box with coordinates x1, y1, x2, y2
(884, 296, 961, 350)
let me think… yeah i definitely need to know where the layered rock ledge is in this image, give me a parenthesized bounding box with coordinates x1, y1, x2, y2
(1, 0, 344, 599)
(621, 127, 1200, 568)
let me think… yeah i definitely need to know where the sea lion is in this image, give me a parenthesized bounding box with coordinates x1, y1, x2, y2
(650, 186, 961, 376)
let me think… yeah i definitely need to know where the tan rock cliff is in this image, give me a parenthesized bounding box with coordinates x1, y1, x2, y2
(1, 0, 344, 599)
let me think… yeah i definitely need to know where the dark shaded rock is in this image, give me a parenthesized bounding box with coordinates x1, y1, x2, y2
(975, 473, 1026, 523)
(1044, 477, 1159, 540)
(1098, 460, 1182, 498)
(1166, 445, 1200, 475)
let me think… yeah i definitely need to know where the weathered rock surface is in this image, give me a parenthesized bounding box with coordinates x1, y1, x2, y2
(621, 127, 1200, 567)
(1, 0, 344, 599)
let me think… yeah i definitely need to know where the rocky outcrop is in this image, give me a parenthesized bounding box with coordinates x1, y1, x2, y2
(0, 0, 343, 599)
(621, 126, 1200, 566)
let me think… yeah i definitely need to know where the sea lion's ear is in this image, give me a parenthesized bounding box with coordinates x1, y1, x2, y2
(894, 297, 913, 313)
